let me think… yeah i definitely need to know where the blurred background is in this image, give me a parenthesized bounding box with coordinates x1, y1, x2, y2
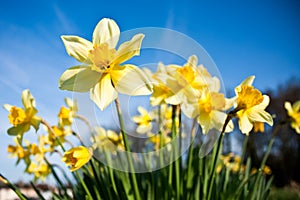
(0, 0, 300, 196)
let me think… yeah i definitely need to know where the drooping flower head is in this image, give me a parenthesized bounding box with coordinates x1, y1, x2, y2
(59, 18, 152, 110)
(62, 146, 93, 172)
(132, 106, 154, 134)
(284, 100, 300, 133)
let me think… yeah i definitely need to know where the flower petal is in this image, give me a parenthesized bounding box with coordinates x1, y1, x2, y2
(238, 113, 253, 134)
(111, 64, 153, 96)
(61, 36, 92, 63)
(92, 18, 120, 48)
(248, 109, 273, 126)
(113, 34, 144, 65)
(90, 73, 118, 110)
(21, 89, 36, 110)
(59, 66, 100, 92)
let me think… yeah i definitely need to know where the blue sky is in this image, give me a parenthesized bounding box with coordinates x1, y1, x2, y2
(0, 0, 299, 182)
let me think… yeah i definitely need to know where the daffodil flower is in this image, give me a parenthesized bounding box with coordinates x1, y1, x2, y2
(233, 76, 273, 134)
(132, 106, 154, 134)
(155, 55, 220, 105)
(62, 146, 93, 172)
(92, 127, 124, 152)
(284, 100, 300, 133)
(182, 89, 234, 134)
(4, 90, 41, 144)
(59, 18, 152, 110)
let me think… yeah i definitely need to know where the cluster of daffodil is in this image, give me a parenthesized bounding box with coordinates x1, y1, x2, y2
(1, 17, 300, 200)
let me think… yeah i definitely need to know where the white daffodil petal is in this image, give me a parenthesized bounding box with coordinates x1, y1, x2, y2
(284, 101, 292, 113)
(90, 74, 117, 110)
(181, 102, 199, 119)
(186, 55, 198, 67)
(111, 64, 153, 96)
(59, 66, 100, 92)
(248, 109, 273, 126)
(113, 34, 144, 65)
(241, 75, 255, 86)
(3, 104, 12, 111)
(61, 36, 92, 63)
(21, 89, 36, 110)
(92, 18, 120, 48)
(198, 113, 211, 134)
(238, 114, 253, 134)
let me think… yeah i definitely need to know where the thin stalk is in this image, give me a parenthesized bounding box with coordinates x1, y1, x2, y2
(76, 171, 93, 200)
(114, 98, 141, 200)
(0, 173, 28, 200)
(207, 113, 233, 200)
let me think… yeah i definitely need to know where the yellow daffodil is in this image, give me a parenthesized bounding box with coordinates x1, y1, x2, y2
(62, 146, 93, 172)
(59, 18, 152, 110)
(132, 106, 154, 134)
(143, 65, 174, 106)
(233, 76, 273, 134)
(284, 100, 300, 133)
(155, 55, 220, 105)
(27, 162, 51, 181)
(147, 132, 172, 151)
(4, 90, 41, 144)
(93, 127, 124, 152)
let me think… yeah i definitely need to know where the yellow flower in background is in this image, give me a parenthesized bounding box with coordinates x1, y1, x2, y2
(27, 162, 51, 181)
(4, 90, 41, 144)
(132, 106, 154, 134)
(147, 132, 172, 151)
(253, 122, 265, 133)
(62, 146, 93, 172)
(284, 100, 300, 133)
(93, 127, 124, 152)
(58, 98, 78, 127)
(59, 18, 152, 110)
(233, 76, 273, 134)
(143, 66, 173, 106)
(182, 90, 233, 134)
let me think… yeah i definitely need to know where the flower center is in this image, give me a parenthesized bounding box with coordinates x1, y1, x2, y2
(177, 66, 195, 84)
(237, 86, 263, 110)
(58, 107, 71, 119)
(198, 95, 212, 113)
(8, 106, 27, 126)
(89, 43, 116, 72)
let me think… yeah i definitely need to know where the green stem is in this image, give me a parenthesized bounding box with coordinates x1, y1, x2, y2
(0, 173, 28, 200)
(76, 171, 93, 200)
(207, 113, 233, 200)
(171, 105, 180, 200)
(114, 98, 141, 200)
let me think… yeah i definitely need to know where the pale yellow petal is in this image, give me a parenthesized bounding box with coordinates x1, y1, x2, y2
(211, 111, 233, 133)
(136, 124, 152, 134)
(90, 73, 118, 110)
(198, 113, 211, 134)
(92, 18, 120, 48)
(59, 66, 100, 92)
(22, 89, 36, 110)
(292, 100, 300, 111)
(111, 64, 153, 96)
(113, 34, 144, 65)
(185, 55, 198, 67)
(248, 109, 273, 126)
(61, 36, 92, 63)
(284, 101, 292, 113)
(238, 113, 253, 134)
(235, 76, 255, 94)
